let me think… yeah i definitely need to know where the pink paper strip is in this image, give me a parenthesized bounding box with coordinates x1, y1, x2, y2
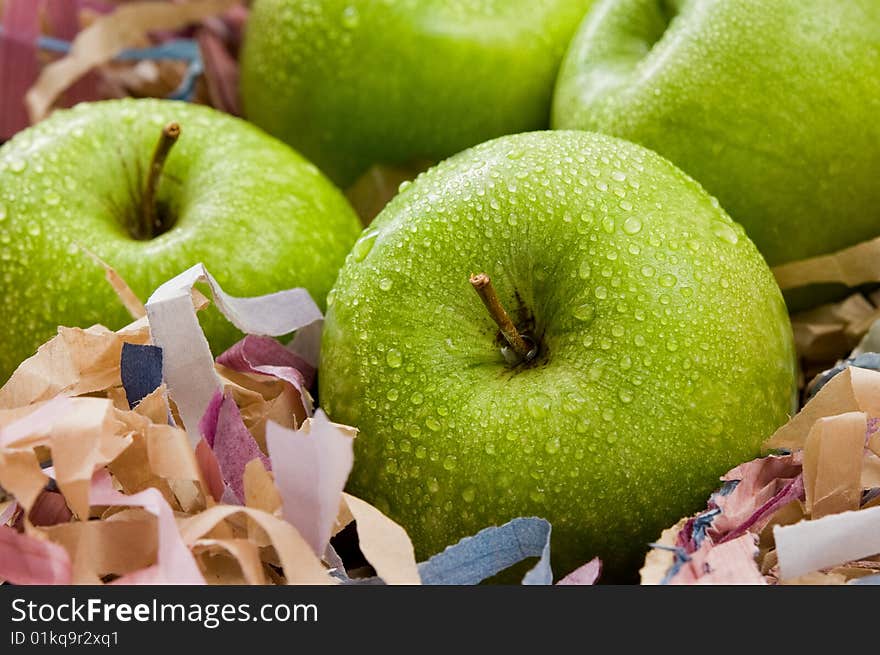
(556, 557, 602, 585)
(0, 0, 41, 139)
(0, 525, 72, 584)
(89, 469, 204, 584)
(199, 390, 270, 502)
(266, 411, 354, 556)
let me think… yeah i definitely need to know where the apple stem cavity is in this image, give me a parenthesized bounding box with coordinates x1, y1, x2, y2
(140, 121, 181, 240)
(469, 272, 536, 364)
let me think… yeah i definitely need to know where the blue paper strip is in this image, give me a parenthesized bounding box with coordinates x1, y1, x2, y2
(417, 517, 554, 585)
(851, 573, 880, 585)
(120, 342, 163, 409)
(0, 30, 204, 101)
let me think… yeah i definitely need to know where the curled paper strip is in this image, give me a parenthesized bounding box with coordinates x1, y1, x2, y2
(417, 517, 554, 585)
(145, 263, 322, 441)
(25, 0, 237, 122)
(343, 493, 421, 585)
(773, 235, 880, 290)
(774, 506, 880, 581)
(266, 411, 354, 557)
(0, 525, 72, 585)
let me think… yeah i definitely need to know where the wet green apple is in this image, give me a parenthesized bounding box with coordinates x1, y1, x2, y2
(0, 98, 362, 381)
(553, 0, 880, 288)
(319, 130, 797, 580)
(240, 0, 595, 186)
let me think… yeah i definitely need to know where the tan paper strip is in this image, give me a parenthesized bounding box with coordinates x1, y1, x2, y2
(765, 367, 880, 451)
(177, 505, 330, 585)
(773, 234, 880, 290)
(802, 412, 866, 519)
(25, 0, 237, 122)
(343, 493, 421, 585)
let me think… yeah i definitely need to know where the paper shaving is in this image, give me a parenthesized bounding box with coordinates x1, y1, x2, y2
(556, 557, 602, 585)
(1, 263, 566, 585)
(417, 517, 555, 585)
(145, 263, 321, 440)
(773, 235, 880, 290)
(0, 524, 72, 585)
(642, 356, 880, 584)
(342, 493, 420, 585)
(25, 0, 238, 123)
(266, 411, 353, 557)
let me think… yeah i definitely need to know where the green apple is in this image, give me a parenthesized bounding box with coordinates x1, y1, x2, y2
(320, 130, 797, 580)
(239, 0, 596, 187)
(552, 0, 880, 283)
(0, 98, 362, 382)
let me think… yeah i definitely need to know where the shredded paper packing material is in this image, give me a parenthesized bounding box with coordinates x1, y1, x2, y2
(641, 360, 880, 585)
(0, 262, 605, 586)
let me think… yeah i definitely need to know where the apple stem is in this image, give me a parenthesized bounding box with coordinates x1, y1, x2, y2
(469, 272, 534, 362)
(141, 121, 180, 239)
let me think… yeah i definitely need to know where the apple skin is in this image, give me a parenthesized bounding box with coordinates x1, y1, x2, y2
(319, 130, 797, 580)
(552, 0, 880, 280)
(239, 0, 596, 187)
(0, 98, 362, 382)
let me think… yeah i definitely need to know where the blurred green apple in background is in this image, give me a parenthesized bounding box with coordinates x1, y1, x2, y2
(320, 130, 797, 580)
(240, 0, 595, 186)
(553, 0, 880, 295)
(0, 98, 362, 381)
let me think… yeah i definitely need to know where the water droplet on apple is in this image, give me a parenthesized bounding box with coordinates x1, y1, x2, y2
(27, 223, 41, 237)
(341, 5, 360, 28)
(659, 273, 677, 288)
(611, 170, 626, 182)
(43, 190, 60, 206)
(573, 303, 595, 322)
(593, 286, 607, 300)
(711, 221, 739, 245)
(386, 389, 399, 401)
(618, 389, 634, 404)
(425, 417, 441, 432)
(352, 229, 380, 261)
(385, 348, 403, 368)
(622, 216, 642, 234)
(666, 340, 679, 352)
(601, 216, 614, 233)
(619, 200, 633, 212)
(410, 392, 424, 405)
(620, 355, 633, 370)
(527, 393, 552, 418)
(561, 392, 585, 414)
(640, 265, 655, 278)
(378, 277, 393, 291)
(443, 455, 457, 471)
(461, 487, 476, 503)
(415, 445, 427, 459)
(529, 489, 546, 504)
(9, 158, 26, 173)
(578, 261, 591, 279)
(427, 478, 439, 493)
(544, 437, 561, 454)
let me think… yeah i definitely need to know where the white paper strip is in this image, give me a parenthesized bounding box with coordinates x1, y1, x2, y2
(773, 506, 880, 580)
(266, 410, 354, 557)
(145, 263, 323, 444)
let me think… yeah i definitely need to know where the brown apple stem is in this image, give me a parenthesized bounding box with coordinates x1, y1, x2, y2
(141, 121, 180, 239)
(469, 272, 532, 361)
